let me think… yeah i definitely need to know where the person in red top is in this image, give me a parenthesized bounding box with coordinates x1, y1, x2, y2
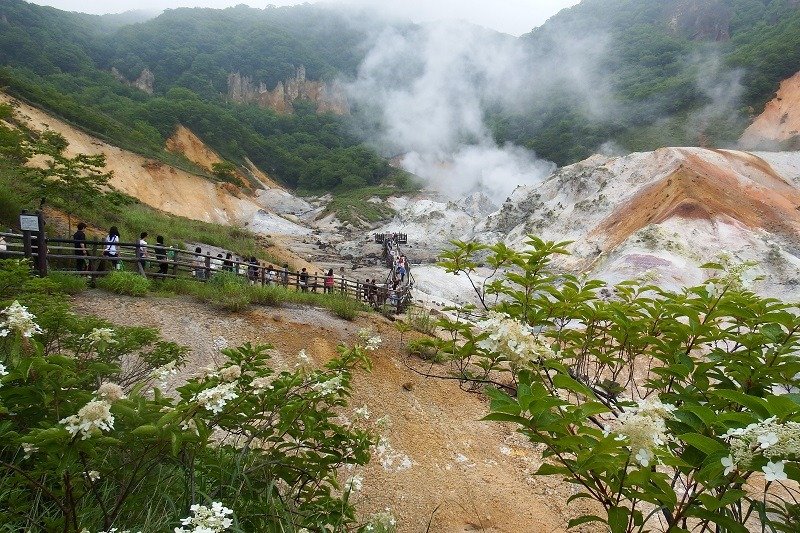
(324, 268, 335, 294)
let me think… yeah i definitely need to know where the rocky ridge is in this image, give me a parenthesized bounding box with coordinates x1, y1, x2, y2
(227, 66, 349, 115)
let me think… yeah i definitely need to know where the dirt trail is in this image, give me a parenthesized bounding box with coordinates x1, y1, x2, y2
(71, 292, 593, 532)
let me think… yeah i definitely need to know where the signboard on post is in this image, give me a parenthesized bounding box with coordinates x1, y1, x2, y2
(19, 214, 39, 232)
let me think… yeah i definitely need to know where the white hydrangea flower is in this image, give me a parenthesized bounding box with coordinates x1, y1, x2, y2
(295, 349, 311, 368)
(367, 509, 397, 530)
(22, 442, 37, 459)
(180, 418, 199, 436)
(312, 374, 345, 396)
(219, 365, 241, 382)
(353, 405, 371, 420)
(174, 501, 234, 532)
(60, 400, 115, 440)
(0, 363, 7, 388)
(250, 375, 275, 393)
(85, 470, 100, 482)
(83, 327, 117, 346)
(721, 455, 735, 476)
(476, 312, 555, 366)
(608, 397, 676, 467)
(150, 360, 178, 386)
(95, 382, 126, 403)
(724, 417, 800, 468)
(763, 460, 787, 482)
(358, 328, 382, 351)
(705, 281, 721, 300)
(344, 474, 363, 493)
(193, 382, 238, 415)
(0, 301, 42, 338)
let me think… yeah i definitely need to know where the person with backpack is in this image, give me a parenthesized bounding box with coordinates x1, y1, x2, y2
(299, 267, 309, 292)
(102, 226, 120, 270)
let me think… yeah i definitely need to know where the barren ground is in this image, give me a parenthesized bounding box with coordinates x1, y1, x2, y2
(71, 291, 595, 533)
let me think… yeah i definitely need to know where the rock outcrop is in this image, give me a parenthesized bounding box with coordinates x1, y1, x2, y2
(740, 70, 800, 150)
(227, 67, 349, 115)
(668, 0, 731, 41)
(111, 67, 154, 95)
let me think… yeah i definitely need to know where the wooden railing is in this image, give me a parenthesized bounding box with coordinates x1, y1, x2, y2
(0, 230, 413, 314)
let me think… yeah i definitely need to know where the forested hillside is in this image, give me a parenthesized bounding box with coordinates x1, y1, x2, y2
(0, 0, 799, 185)
(492, 0, 800, 164)
(0, 0, 401, 193)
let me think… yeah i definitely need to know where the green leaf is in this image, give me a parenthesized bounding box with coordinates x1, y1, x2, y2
(553, 374, 596, 398)
(680, 433, 727, 455)
(567, 515, 604, 529)
(608, 506, 629, 533)
(535, 463, 569, 476)
(712, 390, 770, 418)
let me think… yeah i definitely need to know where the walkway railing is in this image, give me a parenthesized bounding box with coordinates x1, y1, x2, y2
(0, 230, 412, 314)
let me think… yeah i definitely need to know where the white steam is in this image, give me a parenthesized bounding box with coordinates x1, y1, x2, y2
(347, 22, 556, 202)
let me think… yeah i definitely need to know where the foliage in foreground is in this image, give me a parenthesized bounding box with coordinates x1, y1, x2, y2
(0, 259, 382, 532)
(435, 237, 800, 532)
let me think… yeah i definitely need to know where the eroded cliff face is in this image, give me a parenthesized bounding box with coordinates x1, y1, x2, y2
(668, 0, 730, 41)
(111, 67, 155, 95)
(741, 70, 800, 149)
(227, 66, 349, 115)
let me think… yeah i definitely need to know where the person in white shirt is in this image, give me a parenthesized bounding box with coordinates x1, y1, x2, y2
(103, 226, 120, 270)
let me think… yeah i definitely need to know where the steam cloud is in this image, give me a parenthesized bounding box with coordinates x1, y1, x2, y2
(346, 17, 746, 201)
(347, 22, 559, 202)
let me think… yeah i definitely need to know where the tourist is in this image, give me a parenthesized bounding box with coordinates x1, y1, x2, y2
(136, 232, 149, 274)
(282, 263, 289, 286)
(155, 236, 168, 277)
(248, 256, 259, 283)
(266, 264, 275, 284)
(299, 267, 309, 292)
(324, 268, 334, 293)
(193, 247, 206, 280)
(73, 222, 88, 272)
(223, 252, 233, 272)
(211, 253, 224, 275)
(102, 226, 120, 270)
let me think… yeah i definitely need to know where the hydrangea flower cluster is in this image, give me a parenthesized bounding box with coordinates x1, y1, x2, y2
(174, 502, 234, 533)
(150, 360, 178, 386)
(344, 474, 363, 493)
(193, 382, 238, 415)
(0, 363, 7, 387)
(0, 301, 42, 338)
(312, 374, 345, 396)
(365, 509, 397, 531)
(83, 327, 117, 347)
(721, 417, 800, 481)
(476, 312, 555, 366)
(353, 405, 371, 420)
(95, 382, 126, 402)
(250, 375, 275, 393)
(22, 442, 37, 459)
(358, 328, 382, 351)
(60, 400, 115, 440)
(604, 397, 676, 467)
(218, 364, 241, 382)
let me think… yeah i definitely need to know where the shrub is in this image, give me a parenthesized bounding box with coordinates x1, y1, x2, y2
(249, 284, 283, 307)
(0, 262, 380, 531)
(97, 270, 150, 296)
(48, 272, 88, 294)
(405, 306, 437, 335)
(436, 236, 800, 532)
(326, 294, 363, 321)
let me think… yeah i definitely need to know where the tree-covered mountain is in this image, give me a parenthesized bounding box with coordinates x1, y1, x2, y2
(492, 0, 800, 164)
(0, 0, 798, 186)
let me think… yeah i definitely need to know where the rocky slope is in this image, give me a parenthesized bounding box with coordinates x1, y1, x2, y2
(741, 70, 800, 149)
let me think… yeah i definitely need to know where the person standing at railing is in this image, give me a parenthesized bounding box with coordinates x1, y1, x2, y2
(324, 268, 334, 293)
(155, 236, 168, 278)
(102, 226, 120, 270)
(136, 232, 149, 275)
(299, 267, 309, 292)
(193, 247, 206, 281)
(73, 222, 88, 272)
(282, 263, 289, 287)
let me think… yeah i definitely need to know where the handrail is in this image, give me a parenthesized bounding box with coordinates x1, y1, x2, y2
(0, 233, 412, 314)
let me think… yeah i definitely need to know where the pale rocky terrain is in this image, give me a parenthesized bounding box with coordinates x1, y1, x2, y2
(741, 70, 800, 149)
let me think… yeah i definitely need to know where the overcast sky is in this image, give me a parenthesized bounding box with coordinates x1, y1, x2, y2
(27, 0, 582, 36)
